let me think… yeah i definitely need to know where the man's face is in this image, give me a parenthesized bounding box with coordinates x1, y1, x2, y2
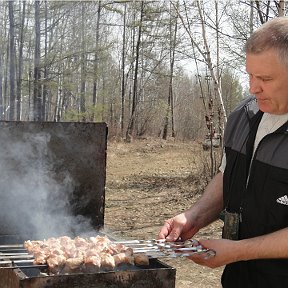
(246, 49, 288, 114)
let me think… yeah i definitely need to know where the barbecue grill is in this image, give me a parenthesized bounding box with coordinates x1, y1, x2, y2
(0, 121, 176, 288)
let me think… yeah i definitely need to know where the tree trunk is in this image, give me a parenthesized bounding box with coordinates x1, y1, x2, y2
(121, 3, 127, 137)
(92, 1, 101, 121)
(3, 37, 9, 120)
(0, 53, 3, 120)
(42, 0, 48, 120)
(126, 1, 144, 141)
(34, 0, 42, 121)
(249, 0, 254, 34)
(8, 1, 16, 121)
(163, 3, 177, 140)
(278, 0, 285, 16)
(80, 3, 86, 122)
(16, 1, 26, 121)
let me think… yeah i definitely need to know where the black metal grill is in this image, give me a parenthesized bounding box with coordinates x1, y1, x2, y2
(0, 121, 176, 288)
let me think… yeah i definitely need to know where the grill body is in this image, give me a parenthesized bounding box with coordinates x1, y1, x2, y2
(0, 259, 175, 288)
(0, 121, 176, 288)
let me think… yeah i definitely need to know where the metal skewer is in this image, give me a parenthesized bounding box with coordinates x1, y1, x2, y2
(0, 259, 35, 265)
(0, 238, 216, 265)
(1, 264, 47, 270)
(0, 244, 24, 249)
(0, 254, 34, 260)
(0, 252, 29, 256)
(0, 259, 47, 270)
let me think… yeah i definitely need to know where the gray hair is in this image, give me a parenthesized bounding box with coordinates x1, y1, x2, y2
(245, 17, 288, 66)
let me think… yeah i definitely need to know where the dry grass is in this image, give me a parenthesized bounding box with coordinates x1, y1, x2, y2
(105, 138, 224, 288)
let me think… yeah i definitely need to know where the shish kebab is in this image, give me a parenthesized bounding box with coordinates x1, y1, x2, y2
(0, 236, 215, 272)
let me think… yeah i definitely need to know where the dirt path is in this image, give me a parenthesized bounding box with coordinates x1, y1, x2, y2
(105, 139, 223, 288)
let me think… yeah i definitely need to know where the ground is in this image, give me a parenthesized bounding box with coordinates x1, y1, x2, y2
(104, 138, 224, 288)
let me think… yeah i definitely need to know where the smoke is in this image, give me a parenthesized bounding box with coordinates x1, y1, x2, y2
(0, 129, 94, 240)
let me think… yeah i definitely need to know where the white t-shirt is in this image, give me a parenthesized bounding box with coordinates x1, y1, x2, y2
(219, 112, 288, 173)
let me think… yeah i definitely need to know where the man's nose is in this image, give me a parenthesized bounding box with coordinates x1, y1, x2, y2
(249, 78, 262, 94)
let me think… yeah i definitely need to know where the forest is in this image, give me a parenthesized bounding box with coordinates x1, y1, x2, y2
(0, 0, 286, 141)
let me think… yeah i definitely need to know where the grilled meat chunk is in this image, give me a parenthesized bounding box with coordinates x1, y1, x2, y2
(24, 235, 138, 274)
(134, 253, 150, 266)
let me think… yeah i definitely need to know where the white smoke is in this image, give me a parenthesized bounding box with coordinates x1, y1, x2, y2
(0, 130, 94, 240)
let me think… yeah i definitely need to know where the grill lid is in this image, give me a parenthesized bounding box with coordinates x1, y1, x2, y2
(0, 121, 108, 241)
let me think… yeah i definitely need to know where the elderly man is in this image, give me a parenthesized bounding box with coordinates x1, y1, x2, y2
(158, 17, 288, 288)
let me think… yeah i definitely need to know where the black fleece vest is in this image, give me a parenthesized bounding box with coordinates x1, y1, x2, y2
(221, 97, 288, 288)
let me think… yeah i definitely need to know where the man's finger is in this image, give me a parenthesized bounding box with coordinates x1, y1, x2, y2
(166, 227, 182, 241)
(158, 220, 172, 239)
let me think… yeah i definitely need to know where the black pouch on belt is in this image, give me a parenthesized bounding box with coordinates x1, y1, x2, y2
(221, 209, 240, 240)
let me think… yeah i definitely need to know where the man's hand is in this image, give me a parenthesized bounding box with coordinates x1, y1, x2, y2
(158, 211, 199, 241)
(187, 238, 241, 268)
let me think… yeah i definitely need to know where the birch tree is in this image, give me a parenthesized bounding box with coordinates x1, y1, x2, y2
(91, 1, 102, 122)
(120, 2, 127, 137)
(16, 1, 26, 121)
(126, 1, 144, 141)
(33, 0, 42, 121)
(8, 1, 16, 120)
(0, 1, 277, 140)
(163, 2, 178, 140)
